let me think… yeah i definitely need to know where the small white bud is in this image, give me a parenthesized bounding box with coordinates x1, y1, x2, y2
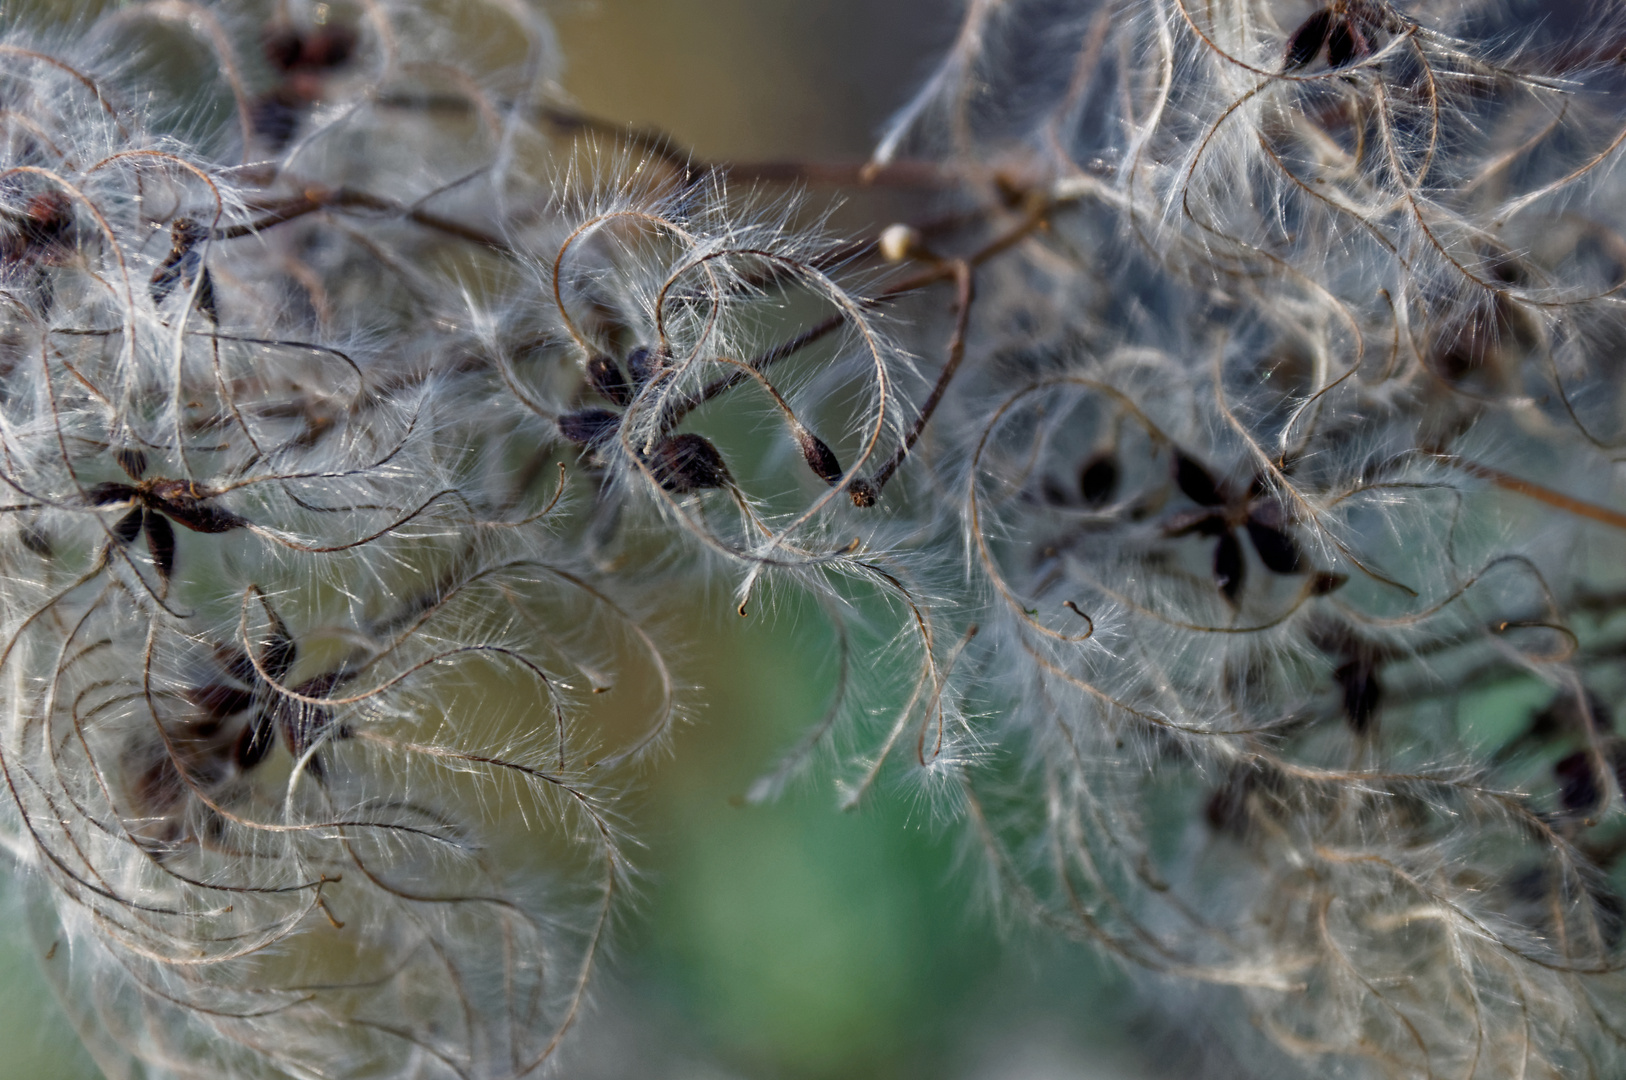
(879, 223, 920, 263)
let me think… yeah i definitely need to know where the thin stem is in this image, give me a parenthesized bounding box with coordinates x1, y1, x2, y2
(215, 187, 510, 251)
(867, 259, 974, 496)
(671, 193, 1050, 426)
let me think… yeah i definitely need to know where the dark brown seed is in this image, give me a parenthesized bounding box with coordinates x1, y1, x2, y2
(250, 89, 305, 148)
(848, 477, 877, 508)
(1245, 511, 1304, 573)
(586, 355, 632, 407)
(148, 481, 247, 533)
(272, 696, 333, 779)
(626, 346, 665, 388)
(295, 670, 347, 699)
(186, 684, 256, 721)
(216, 646, 259, 686)
(1079, 454, 1118, 506)
(235, 713, 277, 769)
(265, 23, 357, 71)
(1555, 750, 1606, 817)
(168, 500, 245, 534)
(281, 671, 346, 759)
(144, 512, 176, 582)
(148, 263, 180, 306)
(276, 700, 328, 759)
(3, 191, 72, 267)
(1173, 450, 1224, 506)
(1213, 530, 1245, 604)
(116, 448, 148, 480)
(150, 220, 217, 321)
(150, 221, 199, 304)
(131, 754, 186, 816)
(1206, 763, 1283, 837)
(297, 25, 356, 69)
(263, 26, 305, 70)
(558, 408, 620, 450)
(195, 266, 219, 323)
(1284, 9, 1333, 70)
(1336, 657, 1381, 735)
(259, 608, 298, 683)
(648, 433, 732, 494)
(86, 481, 138, 506)
(18, 523, 51, 557)
(1484, 249, 1529, 287)
(1326, 18, 1367, 69)
(1205, 770, 1253, 837)
(797, 428, 844, 485)
(112, 507, 145, 546)
(23, 191, 72, 249)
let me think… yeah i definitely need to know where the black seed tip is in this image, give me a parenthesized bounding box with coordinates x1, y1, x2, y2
(1336, 657, 1381, 735)
(1173, 449, 1225, 507)
(558, 408, 620, 450)
(1555, 750, 1606, 817)
(848, 477, 877, 508)
(116, 447, 148, 480)
(1326, 17, 1366, 69)
(797, 428, 845, 485)
(112, 507, 145, 546)
(144, 512, 176, 583)
(1245, 509, 1305, 574)
(586, 354, 632, 407)
(1284, 8, 1333, 70)
(1079, 453, 1118, 506)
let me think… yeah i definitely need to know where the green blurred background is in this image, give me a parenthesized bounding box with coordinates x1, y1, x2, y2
(554, 6, 1158, 1074)
(0, 3, 1168, 1077)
